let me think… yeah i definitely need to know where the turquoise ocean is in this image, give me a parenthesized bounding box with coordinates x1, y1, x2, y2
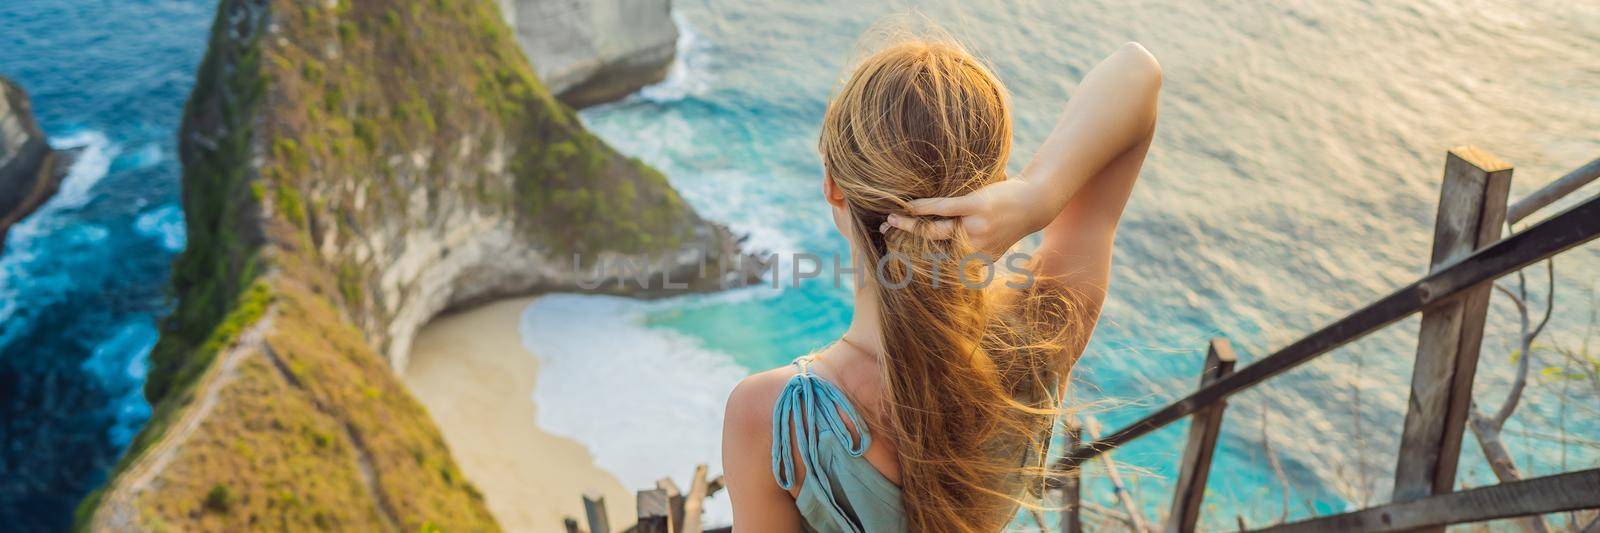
(2, 0, 1597, 529)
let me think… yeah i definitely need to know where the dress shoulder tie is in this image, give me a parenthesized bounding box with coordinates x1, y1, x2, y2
(770, 356, 873, 491)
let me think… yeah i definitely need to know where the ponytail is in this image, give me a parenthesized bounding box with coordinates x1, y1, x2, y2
(850, 205, 1068, 531)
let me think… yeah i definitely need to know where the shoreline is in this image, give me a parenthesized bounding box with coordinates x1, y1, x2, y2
(403, 296, 636, 532)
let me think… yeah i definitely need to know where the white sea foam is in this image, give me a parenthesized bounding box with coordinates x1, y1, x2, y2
(135, 204, 186, 252)
(129, 142, 163, 170)
(637, 11, 709, 103)
(0, 222, 108, 346)
(520, 294, 747, 525)
(582, 115, 809, 258)
(695, 170, 810, 258)
(0, 132, 117, 331)
(45, 130, 119, 211)
(581, 15, 817, 260)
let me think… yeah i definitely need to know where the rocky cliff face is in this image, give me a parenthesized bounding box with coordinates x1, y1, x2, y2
(497, 0, 678, 108)
(80, 0, 748, 529)
(0, 77, 68, 254)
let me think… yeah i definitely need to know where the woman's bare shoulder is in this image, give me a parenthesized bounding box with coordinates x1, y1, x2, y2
(720, 364, 808, 530)
(723, 364, 801, 437)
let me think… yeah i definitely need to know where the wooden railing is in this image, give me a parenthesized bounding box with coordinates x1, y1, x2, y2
(564, 463, 729, 533)
(1052, 148, 1600, 532)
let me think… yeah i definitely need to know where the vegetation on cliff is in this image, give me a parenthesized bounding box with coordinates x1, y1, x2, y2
(80, 0, 724, 529)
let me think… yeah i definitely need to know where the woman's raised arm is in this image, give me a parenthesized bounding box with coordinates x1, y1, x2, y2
(886, 40, 1161, 347)
(1024, 41, 1161, 299)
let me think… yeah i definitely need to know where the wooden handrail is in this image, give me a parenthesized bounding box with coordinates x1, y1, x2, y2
(1256, 468, 1600, 532)
(1507, 157, 1600, 224)
(1050, 190, 1600, 477)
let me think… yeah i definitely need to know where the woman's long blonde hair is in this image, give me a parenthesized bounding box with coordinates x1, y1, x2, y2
(820, 37, 1086, 531)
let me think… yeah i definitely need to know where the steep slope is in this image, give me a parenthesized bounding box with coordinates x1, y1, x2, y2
(80, 0, 749, 529)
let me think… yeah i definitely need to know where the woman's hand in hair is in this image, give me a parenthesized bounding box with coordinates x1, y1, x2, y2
(882, 42, 1160, 264)
(881, 178, 1053, 260)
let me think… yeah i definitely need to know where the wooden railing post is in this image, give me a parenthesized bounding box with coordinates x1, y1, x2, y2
(637, 487, 673, 533)
(683, 465, 710, 533)
(1084, 417, 1149, 531)
(582, 491, 611, 533)
(1394, 147, 1513, 509)
(1060, 419, 1083, 533)
(1166, 339, 1238, 533)
(656, 477, 685, 532)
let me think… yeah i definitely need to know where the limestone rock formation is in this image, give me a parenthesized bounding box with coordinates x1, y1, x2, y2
(79, 0, 752, 529)
(497, 0, 678, 108)
(0, 77, 70, 254)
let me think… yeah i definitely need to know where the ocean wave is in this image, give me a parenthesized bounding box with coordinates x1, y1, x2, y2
(79, 319, 157, 447)
(44, 130, 119, 211)
(128, 142, 164, 170)
(579, 115, 811, 257)
(135, 204, 186, 252)
(0, 222, 110, 345)
(0, 130, 119, 330)
(637, 11, 709, 104)
(520, 294, 746, 525)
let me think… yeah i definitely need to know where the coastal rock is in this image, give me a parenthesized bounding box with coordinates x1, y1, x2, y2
(497, 0, 678, 108)
(0, 77, 68, 253)
(81, 0, 754, 530)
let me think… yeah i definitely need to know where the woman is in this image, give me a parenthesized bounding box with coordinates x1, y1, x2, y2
(721, 37, 1161, 532)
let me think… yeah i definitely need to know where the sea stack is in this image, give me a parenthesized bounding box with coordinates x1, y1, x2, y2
(80, 0, 749, 529)
(497, 0, 679, 108)
(0, 77, 68, 253)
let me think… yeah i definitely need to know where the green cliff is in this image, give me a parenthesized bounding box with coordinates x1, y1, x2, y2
(79, 0, 746, 530)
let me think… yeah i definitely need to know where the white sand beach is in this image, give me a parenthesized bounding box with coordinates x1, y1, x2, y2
(404, 297, 637, 532)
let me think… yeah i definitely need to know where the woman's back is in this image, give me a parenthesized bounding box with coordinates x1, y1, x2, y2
(737, 338, 1060, 532)
(733, 323, 1064, 532)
